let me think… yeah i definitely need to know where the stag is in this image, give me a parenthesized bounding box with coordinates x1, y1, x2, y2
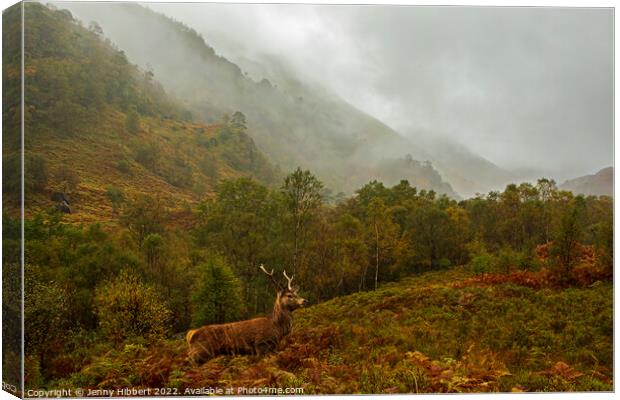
(186, 265, 308, 364)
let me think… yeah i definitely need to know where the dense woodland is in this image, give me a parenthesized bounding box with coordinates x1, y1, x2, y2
(1, 3, 613, 393)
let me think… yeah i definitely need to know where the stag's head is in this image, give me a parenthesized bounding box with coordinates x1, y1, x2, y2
(260, 265, 308, 311)
(279, 270, 308, 311)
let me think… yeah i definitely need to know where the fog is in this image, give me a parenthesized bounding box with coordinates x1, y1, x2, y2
(146, 3, 613, 181)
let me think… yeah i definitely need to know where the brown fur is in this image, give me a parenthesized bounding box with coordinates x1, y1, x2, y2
(187, 289, 306, 364)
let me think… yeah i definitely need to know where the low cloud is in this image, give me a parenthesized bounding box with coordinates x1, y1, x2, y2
(148, 3, 612, 180)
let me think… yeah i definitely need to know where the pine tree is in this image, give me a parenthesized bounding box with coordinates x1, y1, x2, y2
(191, 258, 244, 326)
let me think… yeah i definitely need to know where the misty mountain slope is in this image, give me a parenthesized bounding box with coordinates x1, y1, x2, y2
(560, 167, 613, 197)
(63, 2, 458, 197)
(231, 52, 514, 198)
(410, 135, 518, 198)
(233, 53, 510, 198)
(4, 3, 278, 222)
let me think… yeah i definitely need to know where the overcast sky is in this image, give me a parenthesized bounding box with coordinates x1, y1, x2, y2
(148, 3, 613, 179)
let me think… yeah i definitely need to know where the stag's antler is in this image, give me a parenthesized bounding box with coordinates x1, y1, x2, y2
(260, 264, 282, 291)
(283, 270, 294, 291)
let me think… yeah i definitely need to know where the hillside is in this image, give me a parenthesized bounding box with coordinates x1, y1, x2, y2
(62, 2, 458, 197)
(410, 135, 517, 198)
(3, 3, 279, 223)
(560, 167, 613, 197)
(50, 267, 612, 393)
(370, 155, 460, 199)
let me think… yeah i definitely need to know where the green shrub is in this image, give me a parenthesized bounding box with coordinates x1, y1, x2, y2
(496, 248, 519, 274)
(438, 258, 451, 269)
(117, 159, 131, 174)
(470, 252, 496, 275)
(105, 186, 124, 213)
(134, 142, 160, 171)
(94, 270, 171, 342)
(496, 248, 540, 273)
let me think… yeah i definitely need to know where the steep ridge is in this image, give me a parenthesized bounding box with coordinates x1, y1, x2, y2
(63, 2, 459, 198)
(560, 167, 613, 197)
(3, 3, 279, 222)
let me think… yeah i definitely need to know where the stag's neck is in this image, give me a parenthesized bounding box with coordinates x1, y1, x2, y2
(271, 302, 293, 338)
